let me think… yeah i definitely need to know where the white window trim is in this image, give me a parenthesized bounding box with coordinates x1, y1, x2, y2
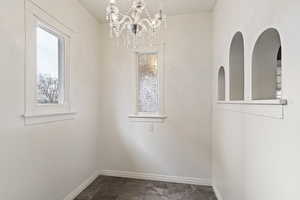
(129, 44, 167, 123)
(24, 1, 76, 125)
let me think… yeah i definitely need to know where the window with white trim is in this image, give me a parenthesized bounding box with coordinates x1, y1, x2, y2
(137, 53, 159, 113)
(24, 1, 75, 124)
(129, 45, 166, 122)
(36, 25, 64, 104)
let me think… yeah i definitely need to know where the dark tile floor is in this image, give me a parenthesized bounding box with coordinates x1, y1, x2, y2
(75, 176, 217, 200)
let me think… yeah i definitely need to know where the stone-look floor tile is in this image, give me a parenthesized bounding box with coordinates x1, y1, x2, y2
(75, 176, 217, 200)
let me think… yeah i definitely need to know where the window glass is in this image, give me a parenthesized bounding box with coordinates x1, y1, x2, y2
(137, 53, 159, 113)
(36, 26, 64, 104)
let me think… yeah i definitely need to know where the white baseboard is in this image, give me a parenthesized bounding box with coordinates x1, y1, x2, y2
(64, 170, 100, 200)
(212, 184, 224, 200)
(101, 170, 211, 186)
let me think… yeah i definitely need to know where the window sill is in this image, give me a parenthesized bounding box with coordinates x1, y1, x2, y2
(217, 99, 287, 105)
(128, 114, 168, 123)
(23, 111, 77, 125)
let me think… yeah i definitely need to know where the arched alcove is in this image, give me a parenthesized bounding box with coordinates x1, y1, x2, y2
(218, 67, 225, 101)
(230, 32, 244, 100)
(252, 28, 282, 100)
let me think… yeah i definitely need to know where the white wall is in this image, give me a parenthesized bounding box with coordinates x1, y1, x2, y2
(212, 0, 300, 199)
(98, 13, 213, 181)
(0, 0, 102, 199)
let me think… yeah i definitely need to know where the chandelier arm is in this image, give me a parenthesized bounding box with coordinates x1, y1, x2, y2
(139, 22, 149, 33)
(118, 14, 133, 25)
(153, 20, 162, 29)
(144, 7, 164, 29)
(140, 18, 162, 30)
(145, 7, 154, 21)
(119, 21, 130, 34)
(139, 18, 153, 28)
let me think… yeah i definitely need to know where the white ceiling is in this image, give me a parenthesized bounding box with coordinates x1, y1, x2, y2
(78, 0, 216, 23)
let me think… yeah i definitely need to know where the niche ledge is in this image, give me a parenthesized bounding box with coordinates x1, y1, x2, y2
(217, 99, 287, 105)
(216, 100, 287, 119)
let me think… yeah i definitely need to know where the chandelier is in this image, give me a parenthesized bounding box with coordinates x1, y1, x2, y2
(106, 0, 167, 48)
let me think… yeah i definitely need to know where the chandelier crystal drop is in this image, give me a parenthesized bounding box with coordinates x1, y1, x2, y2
(106, 0, 167, 48)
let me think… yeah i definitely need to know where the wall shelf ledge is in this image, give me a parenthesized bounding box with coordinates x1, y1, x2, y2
(217, 99, 287, 105)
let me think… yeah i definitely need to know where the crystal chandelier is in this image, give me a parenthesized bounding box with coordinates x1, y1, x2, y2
(106, 0, 166, 48)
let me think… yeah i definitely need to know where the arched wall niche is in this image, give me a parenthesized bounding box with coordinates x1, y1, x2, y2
(229, 32, 245, 100)
(252, 28, 282, 100)
(218, 66, 226, 101)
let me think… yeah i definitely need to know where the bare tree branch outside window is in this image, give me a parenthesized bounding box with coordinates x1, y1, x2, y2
(37, 74, 61, 104)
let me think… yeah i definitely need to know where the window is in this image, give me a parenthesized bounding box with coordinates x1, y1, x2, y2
(36, 26, 64, 104)
(24, 1, 75, 125)
(137, 53, 159, 113)
(129, 45, 166, 122)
